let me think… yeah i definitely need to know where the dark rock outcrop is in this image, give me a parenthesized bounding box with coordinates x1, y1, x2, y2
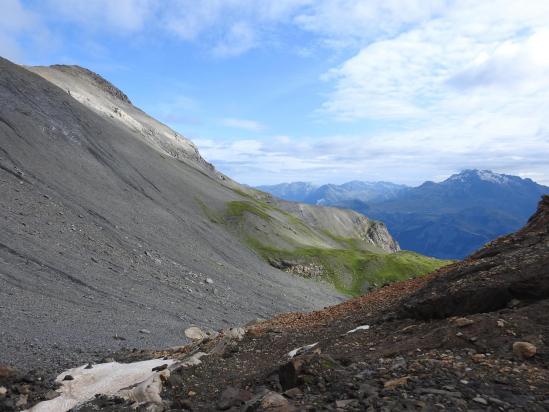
(400, 195, 549, 319)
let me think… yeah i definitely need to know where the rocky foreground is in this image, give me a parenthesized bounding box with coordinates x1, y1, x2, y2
(1, 196, 548, 411)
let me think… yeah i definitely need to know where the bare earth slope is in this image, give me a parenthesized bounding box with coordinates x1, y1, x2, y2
(52, 195, 547, 411)
(0, 57, 363, 372)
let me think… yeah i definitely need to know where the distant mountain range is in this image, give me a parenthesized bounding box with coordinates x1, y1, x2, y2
(256, 181, 407, 204)
(257, 170, 549, 259)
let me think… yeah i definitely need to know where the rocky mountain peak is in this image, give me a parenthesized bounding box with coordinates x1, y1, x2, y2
(446, 169, 513, 185)
(48, 64, 132, 104)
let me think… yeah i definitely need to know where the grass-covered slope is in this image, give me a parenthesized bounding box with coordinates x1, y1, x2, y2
(247, 241, 450, 296)
(196, 189, 451, 296)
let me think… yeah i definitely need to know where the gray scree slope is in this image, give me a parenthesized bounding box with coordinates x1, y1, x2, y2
(0, 58, 392, 371)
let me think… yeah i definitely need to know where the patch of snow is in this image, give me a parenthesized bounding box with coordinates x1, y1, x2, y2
(476, 170, 510, 184)
(288, 342, 318, 359)
(26, 358, 174, 412)
(346, 325, 370, 334)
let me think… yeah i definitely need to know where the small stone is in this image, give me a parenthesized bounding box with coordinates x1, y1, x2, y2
(473, 397, 488, 405)
(488, 397, 506, 406)
(152, 364, 168, 372)
(63, 375, 74, 381)
(260, 391, 291, 409)
(15, 394, 28, 407)
(417, 388, 462, 398)
(472, 354, 485, 363)
(384, 376, 409, 389)
(217, 386, 252, 410)
(454, 317, 474, 327)
(223, 327, 246, 341)
(0, 386, 7, 398)
(85, 363, 93, 369)
(188, 390, 197, 397)
(139, 329, 151, 334)
(283, 387, 302, 399)
(185, 326, 208, 341)
(279, 358, 303, 391)
(391, 356, 407, 370)
(497, 319, 505, 328)
(513, 341, 536, 359)
(205, 278, 214, 284)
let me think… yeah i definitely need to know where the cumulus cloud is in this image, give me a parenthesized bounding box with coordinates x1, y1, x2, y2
(299, 1, 549, 185)
(448, 30, 549, 91)
(322, 1, 549, 121)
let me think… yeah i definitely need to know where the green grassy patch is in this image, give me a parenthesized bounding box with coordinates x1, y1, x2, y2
(225, 200, 273, 222)
(246, 237, 451, 296)
(217, 196, 450, 296)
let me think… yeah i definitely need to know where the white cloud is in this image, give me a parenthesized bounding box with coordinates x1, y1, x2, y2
(195, 130, 549, 186)
(448, 30, 549, 91)
(212, 21, 256, 56)
(293, 0, 450, 47)
(1, 0, 548, 184)
(221, 117, 265, 132)
(161, 0, 310, 56)
(302, 1, 549, 185)
(322, 1, 549, 121)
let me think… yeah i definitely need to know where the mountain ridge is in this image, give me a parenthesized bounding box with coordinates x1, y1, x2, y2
(257, 170, 549, 258)
(0, 57, 444, 374)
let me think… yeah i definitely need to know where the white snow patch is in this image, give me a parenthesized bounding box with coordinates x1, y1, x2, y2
(287, 342, 318, 359)
(346, 325, 370, 334)
(26, 358, 174, 412)
(477, 170, 510, 184)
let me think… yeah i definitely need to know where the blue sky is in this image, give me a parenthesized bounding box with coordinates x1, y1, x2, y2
(2, 1, 549, 186)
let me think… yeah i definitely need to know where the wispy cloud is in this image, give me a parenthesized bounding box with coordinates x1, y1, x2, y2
(195, 130, 549, 186)
(212, 21, 256, 57)
(0, 0, 52, 61)
(221, 117, 265, 132)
